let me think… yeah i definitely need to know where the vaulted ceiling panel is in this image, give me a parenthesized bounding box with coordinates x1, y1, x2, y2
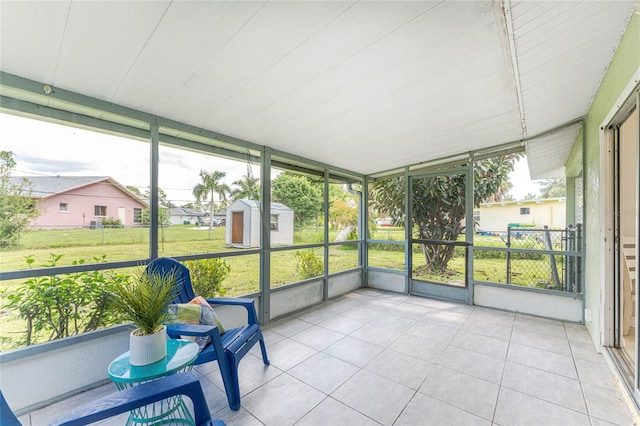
(0, 1, 636, 176)
(52, 1, 170, 101)
(0, 1, 69, 83)
(510, 0, 634, 136)
(111, 1, 265, 113)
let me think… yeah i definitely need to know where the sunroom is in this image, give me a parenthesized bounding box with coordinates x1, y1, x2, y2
(0, 1, 639, 424)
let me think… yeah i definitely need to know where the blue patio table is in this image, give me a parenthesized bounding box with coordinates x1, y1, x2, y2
(108, 339, 199, 425)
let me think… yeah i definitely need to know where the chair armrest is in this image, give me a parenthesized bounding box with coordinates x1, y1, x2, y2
(51, 372, 213, 426)
(166, 324, 220, 339)
(205, 297, 259, 324)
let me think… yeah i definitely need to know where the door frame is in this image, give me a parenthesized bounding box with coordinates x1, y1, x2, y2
(601, 77, 639, 397)
(407, 164, 474, 304)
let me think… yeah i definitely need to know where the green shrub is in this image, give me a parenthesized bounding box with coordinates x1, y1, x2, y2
(2, 254, 125, 347)
(101, 217, 123, 228)
(184, 258, 230, 298)
(295, 250, 323, 279)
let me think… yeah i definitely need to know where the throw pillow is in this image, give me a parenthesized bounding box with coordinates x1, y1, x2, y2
(168, 297, 226, 350)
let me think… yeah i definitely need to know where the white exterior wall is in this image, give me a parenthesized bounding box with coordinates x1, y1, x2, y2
(0, 325, 130, 413)
(478, 199, 566, 233)
(474, 284, 582, 322)
(271, 209, 294, 246)
(249, 205, 261, 247)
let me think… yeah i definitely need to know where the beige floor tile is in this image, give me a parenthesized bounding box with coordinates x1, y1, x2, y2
(419, 365, 499, 420)
(318, 313, 365, 334)
(450, 330, 509, 359)
(332, 369, 415, 425)
(494, 388, 589, 426)
(395, 393, 490, 426)
(582, 382, 636, 425)
(288, 352, 359, 394)
(266, 338, 318, 371)
(405, 320, 459, 344)
(501, 361, 586, 413)
(241, 374, 325, 426)
(296, 397, 379, 426)
(364, 348, 434, 389)
(323, 335, 384, 367)
(511, 326, 572, 356)
(289, 325, 345, 350)
(462, 317, 513, 341)
(438, 345, 505, 384)
(507, 342, 577, 379)
(388, 333, 448, 364)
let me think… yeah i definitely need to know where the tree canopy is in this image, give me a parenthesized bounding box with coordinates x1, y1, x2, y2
(230, 175, 260, 201)
(0, 151, 39, 247)
(193, 170, 230, 229)
(370, 155, 518, 272)
(271, 172, 323, 227)
(538, 178, 566, 199)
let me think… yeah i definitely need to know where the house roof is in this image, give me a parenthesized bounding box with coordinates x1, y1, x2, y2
(481, 197, 566, 208)
(0, 2, 637, 178)
(169, 207, 205, 217)
(10, 175, 148, 206)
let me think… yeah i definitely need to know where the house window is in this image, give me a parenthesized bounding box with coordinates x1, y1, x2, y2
(94, 205, 107, 217)
(520, 207, 530, 215)
(473, 210, 480, 222)
(133, 208, 142, 223)
(270, 214, 279, 231)
(59, 203, 68, 213)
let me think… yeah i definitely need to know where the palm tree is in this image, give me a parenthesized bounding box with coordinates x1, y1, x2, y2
(230, 175, 260, 201)
(193, 170, 230, 229)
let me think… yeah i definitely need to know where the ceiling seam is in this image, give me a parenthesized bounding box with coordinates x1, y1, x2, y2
(192, 0, 361, 125)
(502, 0, 527, 141)
(240, 0, 447, 123)
(111, 1, 173, 102)
(157, 1, 270, 114)
(51, 0, 72, 86)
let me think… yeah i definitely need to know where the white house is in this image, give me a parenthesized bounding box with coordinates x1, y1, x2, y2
(476, 197, 566, 233)
(168, 207, 205, 225)
(225, 199, 294, 248)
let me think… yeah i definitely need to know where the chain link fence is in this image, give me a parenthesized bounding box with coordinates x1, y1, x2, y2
(505, 225, 582, 292)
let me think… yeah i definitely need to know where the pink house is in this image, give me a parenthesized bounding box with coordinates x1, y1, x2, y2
(17, 176, 148, 229)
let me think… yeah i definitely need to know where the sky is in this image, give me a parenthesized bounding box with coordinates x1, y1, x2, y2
(1, 112, 540, 205)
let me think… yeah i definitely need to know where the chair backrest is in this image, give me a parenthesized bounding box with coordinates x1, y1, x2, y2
(1, 390, 22, 426)
(146, 257, 196, 304)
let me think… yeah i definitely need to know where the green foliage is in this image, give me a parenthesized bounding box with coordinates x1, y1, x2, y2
(369, 155, 518, 273)
(193, 170, 230, 229)
(272, 172, 323, 227)
(101, 217, 123, 228)
(328, 184, 358, 231)
(2, 254, 124, 346)
(0, 151, 40, 247)
(108, 267, 177, 335)
(184, 258, 230, 297)
(295, 250, 323, 279)
(140, 207, 171, 226)
(230, 174, 260, 201)
(538, 178, 566, 199)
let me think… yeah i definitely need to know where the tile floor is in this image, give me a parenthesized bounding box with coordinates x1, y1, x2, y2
(20, 289, 638, 425)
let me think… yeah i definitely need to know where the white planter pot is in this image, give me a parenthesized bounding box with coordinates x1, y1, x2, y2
(129, 327, 167, 366)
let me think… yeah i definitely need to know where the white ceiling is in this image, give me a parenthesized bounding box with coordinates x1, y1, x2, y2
(0, 1, 635, 177)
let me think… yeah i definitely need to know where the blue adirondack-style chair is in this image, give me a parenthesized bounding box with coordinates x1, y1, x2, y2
(146, 257, 270, 411)
(3, 372, 223, 426)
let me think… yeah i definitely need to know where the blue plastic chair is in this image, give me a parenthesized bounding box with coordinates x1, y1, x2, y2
(3, 372, 224, 426)
(146, 257, 270, 411)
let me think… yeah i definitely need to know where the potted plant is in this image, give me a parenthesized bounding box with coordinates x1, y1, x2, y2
(109, 267, 177, 366)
